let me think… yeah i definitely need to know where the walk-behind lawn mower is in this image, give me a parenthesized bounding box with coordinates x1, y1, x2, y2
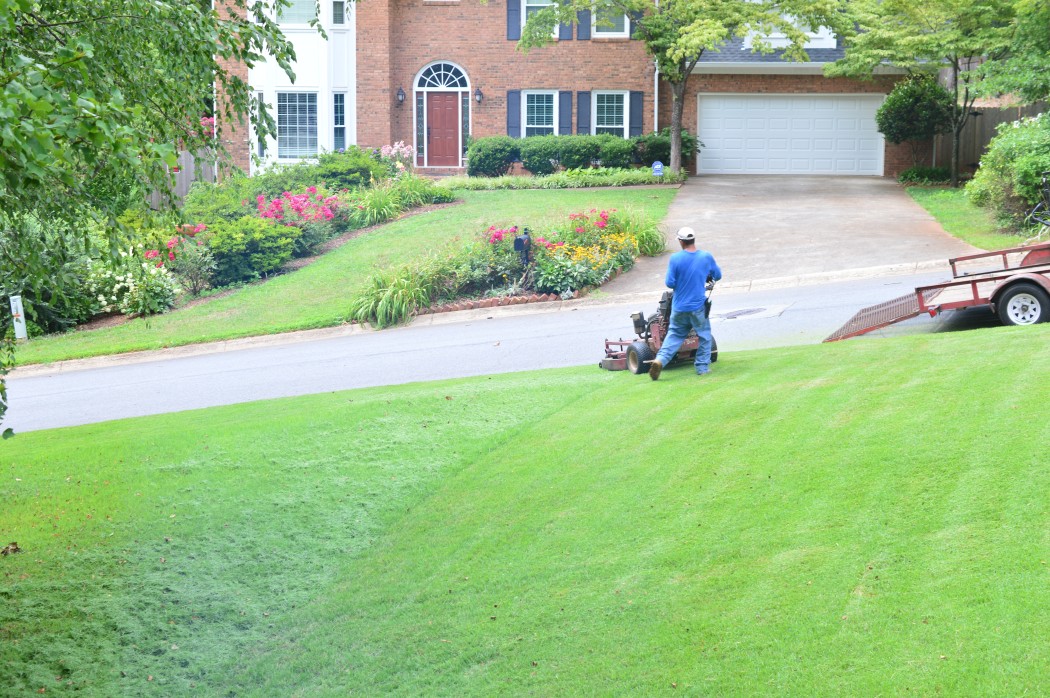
(599, 283, 718, 374)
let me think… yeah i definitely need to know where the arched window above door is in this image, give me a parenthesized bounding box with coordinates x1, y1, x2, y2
(417, 62, 468, 89)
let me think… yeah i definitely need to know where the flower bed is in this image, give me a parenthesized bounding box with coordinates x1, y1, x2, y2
(348, 208, 665, 328)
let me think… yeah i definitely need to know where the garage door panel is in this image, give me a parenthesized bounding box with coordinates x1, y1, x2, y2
(698, 94, 884, 175)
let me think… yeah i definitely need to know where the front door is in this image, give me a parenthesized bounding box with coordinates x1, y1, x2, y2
(427, 92, 459, 166)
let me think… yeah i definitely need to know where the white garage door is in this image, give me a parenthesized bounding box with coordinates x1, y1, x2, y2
(696, 94, 884, 175)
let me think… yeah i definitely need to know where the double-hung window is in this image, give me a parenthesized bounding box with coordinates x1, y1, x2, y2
(333, 93, 346, 151)
(277, 92, 318, 158)
(592, 7, 629, 38)
(523, 0, 558, 37)
(523, 91, 557, 137)
(593, 91, 627, 138)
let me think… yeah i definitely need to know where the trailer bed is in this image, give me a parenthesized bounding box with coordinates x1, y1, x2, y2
(825, 243, 1050, 342)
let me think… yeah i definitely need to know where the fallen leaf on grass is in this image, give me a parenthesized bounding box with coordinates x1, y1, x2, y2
(1, 542, 22, 556)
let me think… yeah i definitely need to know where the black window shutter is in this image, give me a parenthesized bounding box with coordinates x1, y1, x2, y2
(559, 20, 573, 41)
(629, 91, 644, 137)
(507, 90, 521, 138)
(577, 91, 591, 135)
(629, 10, 641, 37)
(507, 0, 521, 41)
(577, 11, 590, 40)
(558, 91, 572, 135)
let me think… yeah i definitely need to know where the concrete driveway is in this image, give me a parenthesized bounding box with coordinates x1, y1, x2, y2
(601, 176, 980, 297)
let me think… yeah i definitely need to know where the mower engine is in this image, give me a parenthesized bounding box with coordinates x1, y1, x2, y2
(599, 288, 718, 374)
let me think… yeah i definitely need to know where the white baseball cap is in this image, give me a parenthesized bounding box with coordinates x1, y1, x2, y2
(676, 227, 696, 241)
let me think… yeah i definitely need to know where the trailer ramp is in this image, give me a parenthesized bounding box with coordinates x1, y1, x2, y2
(824, 288, 943, 343)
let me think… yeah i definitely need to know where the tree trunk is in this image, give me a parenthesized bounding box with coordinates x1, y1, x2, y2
(669, 79, 687, 173)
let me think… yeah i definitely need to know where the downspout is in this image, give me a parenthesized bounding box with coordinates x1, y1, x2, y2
(653, 60, 659, 132)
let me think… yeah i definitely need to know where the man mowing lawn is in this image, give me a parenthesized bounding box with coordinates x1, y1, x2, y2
(649, 227, 722, 380)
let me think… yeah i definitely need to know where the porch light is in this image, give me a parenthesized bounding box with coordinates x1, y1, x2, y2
(474, 87, 483, 104)
(396, 86, 405, 105)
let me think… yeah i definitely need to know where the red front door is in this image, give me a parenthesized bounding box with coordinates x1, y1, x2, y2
(427, 92, 459, 166)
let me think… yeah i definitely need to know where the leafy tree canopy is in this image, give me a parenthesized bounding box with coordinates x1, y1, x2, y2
(0, 0, 301, 434)
(975, 0, 1050, 104)
(826, 0, 1015, 186)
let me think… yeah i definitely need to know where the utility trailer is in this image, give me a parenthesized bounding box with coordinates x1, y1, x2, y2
(825, 242, 1050, 343)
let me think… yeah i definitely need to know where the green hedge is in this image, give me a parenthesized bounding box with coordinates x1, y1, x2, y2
(205, 216, 301, 286)
(966, 113, 1050, 226)
(466, 130, 700, 177)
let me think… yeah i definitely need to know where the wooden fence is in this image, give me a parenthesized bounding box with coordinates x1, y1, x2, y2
(933, 102, 1047, 174)
(149, 149, 216, 209)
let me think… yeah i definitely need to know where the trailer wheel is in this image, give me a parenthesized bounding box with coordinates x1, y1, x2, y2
(626, 341, 655, 374)
(997, 283, 1050, 326)
(711, 336, 719, 363)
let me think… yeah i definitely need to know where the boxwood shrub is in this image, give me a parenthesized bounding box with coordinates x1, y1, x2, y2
(466, 136, 520, 177)
(206, 216, 301, 286)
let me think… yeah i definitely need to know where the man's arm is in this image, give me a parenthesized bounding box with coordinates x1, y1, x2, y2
(709, 255, 722, 282)
(665, 256, 678, 289)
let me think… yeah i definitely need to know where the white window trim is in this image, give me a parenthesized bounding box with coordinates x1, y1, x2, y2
(522, 0, 559, 39)
(592, 9, 629, 38)
(331, 0, 348, 28)
(591, 90, 629, 138)
(522, 90, 559, 138)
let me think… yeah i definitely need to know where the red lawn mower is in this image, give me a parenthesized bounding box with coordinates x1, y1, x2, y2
(599, 283, 718, 374)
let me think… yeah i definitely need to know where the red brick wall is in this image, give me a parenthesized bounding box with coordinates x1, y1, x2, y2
(663, 73, 925, 177)
(357, 0, 396, 148)
(214, 1, 251, 175)
(358, 0, 655, 154)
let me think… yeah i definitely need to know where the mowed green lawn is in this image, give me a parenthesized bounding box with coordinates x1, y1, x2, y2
(906, 186, 1025, 251)
(15, 188, 675, 366)
(2, 325, 1049, 696)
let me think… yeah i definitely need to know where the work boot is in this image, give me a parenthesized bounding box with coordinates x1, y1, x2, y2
(649, 358, 663, 381)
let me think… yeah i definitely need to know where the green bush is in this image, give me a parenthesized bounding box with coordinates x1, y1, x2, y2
(467, 136, 520, 177)
(633, 128, 700, 166)
(898, 166, 952, 185)
(167, 236, 217, 296)
(256, 148, 388, 195)
(183, 176, 258, 224)
(558, 135, 603, 169)
(597, 135, 635, 168)
(876, 75, 953, 166)
(206, 216, 300, 286)
(966, 113, 1050, 225)
(519, 136, 562, 176)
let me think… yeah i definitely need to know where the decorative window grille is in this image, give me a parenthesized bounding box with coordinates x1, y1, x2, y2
(417, 63, 468, 89)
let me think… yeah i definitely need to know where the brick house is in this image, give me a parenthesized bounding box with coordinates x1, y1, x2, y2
(219, 0, 912, 177)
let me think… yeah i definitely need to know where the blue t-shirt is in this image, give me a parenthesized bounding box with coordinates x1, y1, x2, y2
(665, 249, 722, 312)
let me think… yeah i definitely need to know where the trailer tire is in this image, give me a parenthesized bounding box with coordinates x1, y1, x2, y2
(711, 336, 719, 363)
(626, 341, 655, 374)
(997, 283, 1050, 326)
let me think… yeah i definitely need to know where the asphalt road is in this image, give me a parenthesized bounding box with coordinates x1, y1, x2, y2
(5, 271, 1002, 433)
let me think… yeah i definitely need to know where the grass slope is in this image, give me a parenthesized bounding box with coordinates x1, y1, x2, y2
(3, 326, 1049, 696)
(15, 188, 674, 366)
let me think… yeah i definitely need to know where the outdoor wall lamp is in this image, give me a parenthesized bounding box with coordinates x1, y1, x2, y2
(474, 87, 483, 104)
(396, 86, 405, 106)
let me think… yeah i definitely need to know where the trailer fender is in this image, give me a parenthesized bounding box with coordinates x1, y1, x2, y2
(990, 273, 1050, 308)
